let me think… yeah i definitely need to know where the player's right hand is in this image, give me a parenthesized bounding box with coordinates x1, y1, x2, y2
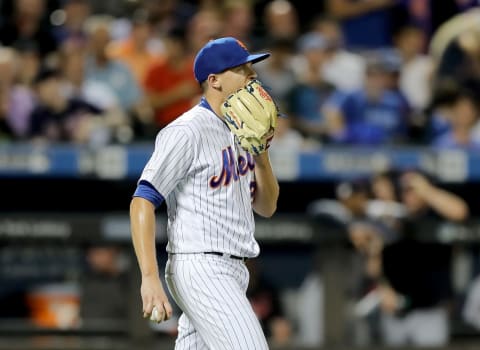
(140, 274, 173, 323)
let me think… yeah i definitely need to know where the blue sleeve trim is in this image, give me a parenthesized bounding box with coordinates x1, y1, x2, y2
(133, 180, 165, 208)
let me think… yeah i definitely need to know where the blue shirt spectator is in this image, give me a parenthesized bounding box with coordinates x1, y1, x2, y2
(288, 83, 334, 139)
(426, 111, 451, 142)
(428, 79, 480, 150)
(432, 132, 480, 151)
(288, 32, 335, 140)
(325, 0, 398, 50)
(343, 9, 392, 49)
(325, 89, 410, 144)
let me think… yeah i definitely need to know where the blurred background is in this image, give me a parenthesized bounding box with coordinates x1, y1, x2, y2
(2, 0, 480, 349)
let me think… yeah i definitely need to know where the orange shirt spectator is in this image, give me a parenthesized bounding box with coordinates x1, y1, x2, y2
(109, 38, 164, 86)
(144, 27, 200, 128)
(108, 10, 164, 85)
(144, 56, 199, 127)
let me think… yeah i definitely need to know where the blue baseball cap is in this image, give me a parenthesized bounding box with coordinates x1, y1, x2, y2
(193, 37, 270, 83)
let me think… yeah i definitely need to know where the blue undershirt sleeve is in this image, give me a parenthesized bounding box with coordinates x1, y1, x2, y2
(133, 180, 165, 208)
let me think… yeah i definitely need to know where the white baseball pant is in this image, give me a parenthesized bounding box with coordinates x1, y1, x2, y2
(165, 253, 269, 350)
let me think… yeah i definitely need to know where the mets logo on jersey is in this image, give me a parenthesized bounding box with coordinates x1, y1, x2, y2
(209, 146, 255, 188)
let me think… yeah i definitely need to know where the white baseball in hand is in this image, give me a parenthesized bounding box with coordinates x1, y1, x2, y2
(150, 306, 162, 323)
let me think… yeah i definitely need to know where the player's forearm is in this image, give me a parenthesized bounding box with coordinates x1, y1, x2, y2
(130, 197, 160, 277)
(252, 152, 279, 217)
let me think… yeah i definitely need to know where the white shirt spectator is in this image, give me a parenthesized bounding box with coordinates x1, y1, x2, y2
(81, 79, 120, 110)
(400, 55, 433, 110)
(322, 50, 365, 91)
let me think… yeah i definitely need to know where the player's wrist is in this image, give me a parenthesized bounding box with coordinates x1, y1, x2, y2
(141, 270, 160, 279)
(252, 151, 270, 163)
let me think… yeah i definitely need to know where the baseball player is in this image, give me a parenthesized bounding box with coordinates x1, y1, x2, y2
(130, 37, 279, 349)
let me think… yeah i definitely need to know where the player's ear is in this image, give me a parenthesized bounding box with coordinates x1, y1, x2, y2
(207, 74, 221, 90)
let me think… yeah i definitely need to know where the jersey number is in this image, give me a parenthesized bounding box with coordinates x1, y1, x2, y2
(250, 181, 256, 200)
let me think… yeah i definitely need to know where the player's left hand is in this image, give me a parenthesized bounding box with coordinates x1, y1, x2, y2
(141, 274, 173, 323)
(221, 79, 279, 156)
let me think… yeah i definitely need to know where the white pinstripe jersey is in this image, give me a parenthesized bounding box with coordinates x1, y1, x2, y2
(139, 100, 260, 258)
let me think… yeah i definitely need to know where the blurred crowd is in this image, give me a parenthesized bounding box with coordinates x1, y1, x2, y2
(0, 0, 479, 150)
(3, 0, 480, 348)
(308, 168, 476, 347)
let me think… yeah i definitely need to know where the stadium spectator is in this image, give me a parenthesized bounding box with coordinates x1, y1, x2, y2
(0, 47, 36, 140)
(60, 47, 132, 144)
(143, 27, 200, 131)
(51, 0, 91, 50)
(368, 48, 420, 141)
(255, 38, 297, 111)
(0, 0, 57, 58)
(368, 170, 406, 231)
(338, 169, 469, 346)
(28, 67, 108, 146)
(377, 170, 469, 347)
(14, 41, 41, 87)
(424, 78, 458, 142)
(61, 47, 119, 111)
(323, 53, 411, 145)
(220, 0, 257, 48)
(307, 179, 374, 227)
(370, 49, 402, 91)
(259, 0, 299, 49)
(393, 24, 434, 111)
(308, 179, 394, 303)
(140, 0, 196, 36)
(288, 32, 335, 141)
(83, 15, 143, 114)
(336, 180, 372, 219)
(311, 15, 365, 91)
(108, 9, 164, 86)
(186, 8, 224, 54)
(431, 80, 480, 150)
(325, 0, 398, 50)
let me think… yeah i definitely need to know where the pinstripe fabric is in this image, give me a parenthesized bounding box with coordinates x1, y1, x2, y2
(139, 104, 259, 258)
(138, 102, 268, 348)
(176, 313, 209, 350)
(166, 254, 269, 350)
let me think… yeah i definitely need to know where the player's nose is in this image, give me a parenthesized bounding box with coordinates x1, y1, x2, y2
(246, 63, 257, 79)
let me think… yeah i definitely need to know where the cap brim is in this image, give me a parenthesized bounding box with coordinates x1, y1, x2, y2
(218, 53, 270, 75)
(246, 53, 270, 64)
